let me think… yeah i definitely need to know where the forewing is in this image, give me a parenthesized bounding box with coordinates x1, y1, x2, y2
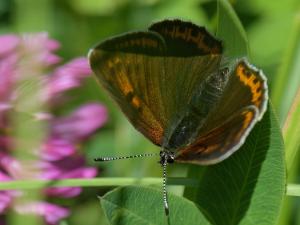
(149, 19, 224, 132)
(149, 19, 222, 56)
(89, 32, 167, 145)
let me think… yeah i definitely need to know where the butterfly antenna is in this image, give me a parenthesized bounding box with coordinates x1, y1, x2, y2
(94, 152, 159, 162)
(162, 159, 169, 216)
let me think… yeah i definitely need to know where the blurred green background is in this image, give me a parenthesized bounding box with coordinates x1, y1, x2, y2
(1, 0, 300, 224)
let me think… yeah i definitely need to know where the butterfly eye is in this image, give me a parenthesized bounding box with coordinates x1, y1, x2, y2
(167, 157, 174, 163)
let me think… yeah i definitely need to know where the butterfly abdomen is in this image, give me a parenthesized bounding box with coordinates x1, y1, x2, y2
(164, 68, 229, 150)
(191, 67, 229, 113)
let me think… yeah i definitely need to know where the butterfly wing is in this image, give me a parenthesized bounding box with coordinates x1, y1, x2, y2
(89, 20, 223, 146)
(148, 19, 224, 143)
(148, 19, 222, 56)
(175, 59, 268, 164)
(89, 32, 167, 145)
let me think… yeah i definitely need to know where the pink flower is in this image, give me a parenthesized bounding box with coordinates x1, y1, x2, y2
(0, 35, 19, 55)
(15, 202, 69, 225)
(0, 33, 107, 224)
(51, 103, 107, 143)
(47, 58, 91, 99)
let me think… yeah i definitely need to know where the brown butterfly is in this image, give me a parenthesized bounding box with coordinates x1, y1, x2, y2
(88, 19, 268, 215)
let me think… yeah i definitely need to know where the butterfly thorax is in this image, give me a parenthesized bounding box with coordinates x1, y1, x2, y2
(163, 68, 229, 151)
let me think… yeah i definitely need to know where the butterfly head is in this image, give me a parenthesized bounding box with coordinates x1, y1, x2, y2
(159, 150, 175, 165)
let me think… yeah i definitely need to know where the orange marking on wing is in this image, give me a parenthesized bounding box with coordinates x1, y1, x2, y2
(117, 73, 133, 95)
(107, 56, 121, 68)
(202, 144, 220, 155)
(236, 64, 263, 108)
(235, 110, 255, 139)
(242, 111, 254, 129)
(159, 26, 221, 54)
(120, 82, 133, 95)
(132, 96, 141, 108)
(143, 38, 158, 48)
(107, 60, 114, 68)
(175, 27, 188, 39)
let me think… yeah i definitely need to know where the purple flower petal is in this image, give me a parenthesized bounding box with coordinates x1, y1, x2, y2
(51, 103, 107, 142)
(40, 155, 97, 180)
(45, 187, 82, 198)
(45, 39, 60, 51)
(0, 153, 22, 179)
(0, 35, 20, 56)
(21, 33, 50, 53)
(0, 32, 105, 219)
(0, 171, 19, 213)
(0, 191, 13, 213)
(0, 103, 12, 112)
(18, 33, 61, 68)
(15, 202, 69, 225)
(39, 155, 97, 198)
(57, 57, 92, 78)
(0, 54, 18, 105)
(47, 57, 91, 97)
(43, 166, 97, 198)
(41, 139, 76, 161)
(42, 53, 61, 65)
(0, 171, 11, 181)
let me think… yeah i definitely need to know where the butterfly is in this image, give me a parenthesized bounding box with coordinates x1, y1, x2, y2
(88, 19, 268, 215)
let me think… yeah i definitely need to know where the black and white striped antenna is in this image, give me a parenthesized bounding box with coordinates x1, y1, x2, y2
(94, 152, 159, 161)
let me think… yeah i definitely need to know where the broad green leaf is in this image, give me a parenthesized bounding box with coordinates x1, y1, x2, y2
(184, 107, 285, 225)
(216, 0, 249, 58)
(100, 186, 211, 225)
(271, 13, 300, 124)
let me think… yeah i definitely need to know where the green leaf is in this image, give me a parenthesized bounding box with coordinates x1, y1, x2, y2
(216, 0, 249, 58)
(271, 13, 300, 124)
(185, 106, 285, 225)
(278, 87, 300, 225)
(286, 184, 300, 197)
(100, 185, 211, 225)
(283, 87, 300, 172)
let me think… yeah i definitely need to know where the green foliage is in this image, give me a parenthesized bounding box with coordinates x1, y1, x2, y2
(272, 15, 300, 125)
(184, 106, 285, 225)
(2, 0, 300, 224)
(100, 186, 210, 225)
(284, 88, 300, 173)
(216, 0, 249, 58)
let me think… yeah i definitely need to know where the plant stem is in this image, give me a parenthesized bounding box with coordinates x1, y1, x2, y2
(0, 177, 199, 190)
